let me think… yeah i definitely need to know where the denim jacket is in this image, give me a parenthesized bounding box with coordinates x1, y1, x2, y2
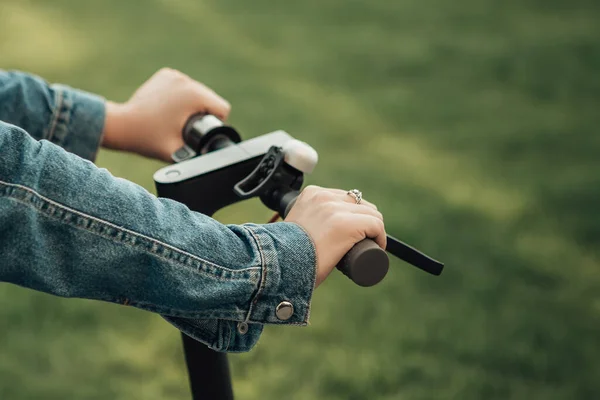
(0, 70, 317, 352)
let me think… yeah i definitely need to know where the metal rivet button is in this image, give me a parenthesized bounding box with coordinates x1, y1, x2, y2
(237, 322, 248, 335)
(275, 301, 294, 321)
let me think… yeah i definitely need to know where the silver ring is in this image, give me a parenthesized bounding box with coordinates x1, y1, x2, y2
(347, 189, 363, 205)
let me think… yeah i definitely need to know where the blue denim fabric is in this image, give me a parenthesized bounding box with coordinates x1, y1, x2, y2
(0, 71, 105, 161)
(0, 70, 317, 352)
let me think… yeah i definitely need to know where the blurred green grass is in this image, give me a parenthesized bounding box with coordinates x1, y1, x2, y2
(1, 0, 600, 398)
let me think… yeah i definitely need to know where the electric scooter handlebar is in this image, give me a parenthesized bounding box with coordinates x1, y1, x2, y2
(155, 114, 443, 288)
(159, 114, 390, 286)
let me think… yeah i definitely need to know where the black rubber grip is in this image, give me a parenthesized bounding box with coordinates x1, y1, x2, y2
(283, 197, 388, 287)
(337, 239, 389, 287)
(183, 114, 241, 155)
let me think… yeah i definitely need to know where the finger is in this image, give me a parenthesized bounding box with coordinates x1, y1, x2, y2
(192, 82, 232, 121)
(303, 186, 378, 210)
(337, 202, 383, 221)
(337, 191, 378, 211)
(323, 188, 376, 206)
(353, 214, 387, 249)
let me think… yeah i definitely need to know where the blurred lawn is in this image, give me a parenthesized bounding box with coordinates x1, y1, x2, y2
(2, 0, 600, 399)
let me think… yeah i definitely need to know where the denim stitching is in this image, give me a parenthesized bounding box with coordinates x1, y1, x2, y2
(6, 194, 257, 285)
(223, 319, 231, 351)
(171, 319, 251, 353)
(165, 318, 223, 351)
(243, 226, 269, 323)
(46, 87, 64, 141)
(287, 222, 317, 324)
(0, 180, 261, 279)
(128, 299, 247, 320)
(241, 225, 311, 326)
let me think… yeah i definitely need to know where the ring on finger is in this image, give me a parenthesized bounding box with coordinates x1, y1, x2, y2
(346, 189, 363, 205)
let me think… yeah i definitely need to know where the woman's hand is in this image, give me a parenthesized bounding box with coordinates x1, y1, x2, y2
(284, 186, 387, 288)
(101, 68, 231, 162)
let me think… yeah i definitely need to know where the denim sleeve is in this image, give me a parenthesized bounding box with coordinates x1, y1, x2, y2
(0, 121, 317, 352)
(0, 70, 105, 162)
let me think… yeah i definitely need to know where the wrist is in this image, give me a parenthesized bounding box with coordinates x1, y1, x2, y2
(102, 101, 132, 151)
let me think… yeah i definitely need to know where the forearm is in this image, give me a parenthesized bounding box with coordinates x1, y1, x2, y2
(0, 121, 317, 352)
(0, 70, 105, 161)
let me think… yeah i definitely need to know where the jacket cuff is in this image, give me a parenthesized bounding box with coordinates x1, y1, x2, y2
(49, 84, 106, 162)
(161, 316, 265, 353)
(243, 222, 317, 326)
(161, 222, 317, 353)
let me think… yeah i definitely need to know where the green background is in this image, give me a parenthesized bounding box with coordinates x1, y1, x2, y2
(1, 0, 600, 398)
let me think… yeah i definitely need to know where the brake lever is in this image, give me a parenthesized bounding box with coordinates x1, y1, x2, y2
(386, 235, 444, 276)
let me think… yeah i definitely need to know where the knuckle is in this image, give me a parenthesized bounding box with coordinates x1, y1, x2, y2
(303, 185, 324, 201)
(166, 68, 187, 81)
(176, 72, 189, 82)
(220, 100, 232, 115)
(297, 187, 314, 203)
(363, 200, 377, 211)
(159, 67, 176, 76)
(304, 185, 320, 194)
(196, 82, 210, 93)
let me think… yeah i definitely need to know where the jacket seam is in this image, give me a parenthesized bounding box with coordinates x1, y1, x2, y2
(5, 193, 253, 282)
(287, 222, 317, 324)
(164, 318, 224, 352)
(0, 180, 261, 278)
(243, 226, 269, 323)
(223, 319, 232, 351)
(242, 224, 313, 327)
(47, 87, 64, 141)
(130, 300, 248, 320)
